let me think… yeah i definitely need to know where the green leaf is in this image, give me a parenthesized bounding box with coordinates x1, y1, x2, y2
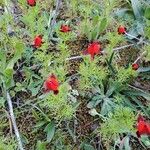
(138, 67, 150, 73)
(91, 28, 98, 41)
(87, 98, 103, 108)
(115, 8, 130, 18)
(36, 141, 46, 150)
(133, 97, 148, 115)
(4, 68, 14, 88)
(34, 121, 46, 129)
(141, 135, 150, 147)
(14, 41, 25, 60)
(130, 0, 143, 20)
(0, 50, 6, 71)
(84, 143, 95, 150)
(101, 98, 114, 116)
(106, 52, 116, 75)
(127, 90, 150, 101)
(145, 7, 150, 19)
(44, 121, 55, 143)
(0, 97, 6, 108)
(106, 85, 116, 97)
(99, 18, 107, 33)
(93, 16, 100, 26)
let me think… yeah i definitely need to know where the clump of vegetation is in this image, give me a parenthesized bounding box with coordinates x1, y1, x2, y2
(0, 0, 150, 149)
(41, 83, 76, 120)
(100, 107, 136, 140)
(0, 137, 17, 150)
(79, 57, 108, 90)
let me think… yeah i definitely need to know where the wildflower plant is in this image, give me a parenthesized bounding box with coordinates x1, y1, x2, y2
(79, 57, 108, 90)
(100, 107, 136, 140)
(79, 16, 108, 41)
(0, 0, 150, 149)
(116, 66, 138, 84)
(41, 83, 76, 120)
(0, 137, 17, 150)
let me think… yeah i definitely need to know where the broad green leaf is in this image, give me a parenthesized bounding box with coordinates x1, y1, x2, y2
(141, 136, 150, 147)
(127, 90, 150, 101)
(14, 41, 25, 60)
(99, 18, 107, 33)
(0, 97, 5, 108)
(130, 0, 143, 20)
(44, 121, 55, 142)
(138, 67, 150, 73)
(101, 98, 114, 116)
(4, 41, 25, 88)
(87, 98, 103, 108)
(132, 97, 148, 114)
(36, 141, 46, 150)
(115, 8, 130, 17)
(5, 59, 15, 71)
(91, 28, 98, 40)
(34, 121, 46, 129)
(4, 68, 14, 88)
(84, 143, 95, 150)
(106, 85, 116, 97)
(93, 15, 100, 26)
(145, 7, 150, 19)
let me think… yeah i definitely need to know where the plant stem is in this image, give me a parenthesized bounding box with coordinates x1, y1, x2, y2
(6, 92, 24, 150)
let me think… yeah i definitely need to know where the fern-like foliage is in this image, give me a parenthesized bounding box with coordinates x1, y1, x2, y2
(144, 45, 150, 62)
(41, 83, 75, 120)
(116, 66, 138, 84)
(0, 136, 17, 150)
(79, 57, 108, 90)
(100, 107, 136, 140)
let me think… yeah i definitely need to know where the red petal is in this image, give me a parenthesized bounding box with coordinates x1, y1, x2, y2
(137, 120, 150, 137)
(132, 63, 139, 70)
(87, 42, 101, 60)
(118, 26, 126, 34)
(33, 35, 43, 48)
(43, 74, 59, 94)
(60, 25, 71, 32)
(137, 121, 147, 135)
(27, 0, 36, 6)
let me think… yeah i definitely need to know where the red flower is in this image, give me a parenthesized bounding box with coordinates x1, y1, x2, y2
(132, 63, 139, 70)
(60, 25, 71, 32)
(27, 0, 36, 6)
(136, 115, 150, 137)
(118, 25, 126, 34)
(33, 35, 43, 48)
(44, 74, 59, 95)
(83, 42, 101, 60)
